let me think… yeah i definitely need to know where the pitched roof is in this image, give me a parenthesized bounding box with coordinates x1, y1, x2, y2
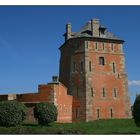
(70, 21, 122, 41)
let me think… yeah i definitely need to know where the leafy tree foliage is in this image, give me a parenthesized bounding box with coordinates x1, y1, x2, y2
(0, 101, 26, 127)
(133, 95, 140, 126)
(34, 102, 57, 125)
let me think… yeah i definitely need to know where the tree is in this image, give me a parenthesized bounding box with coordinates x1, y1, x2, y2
(0, 101, 26, 127)
(133, 94, 140, 126)
(34, 102, 57, 125)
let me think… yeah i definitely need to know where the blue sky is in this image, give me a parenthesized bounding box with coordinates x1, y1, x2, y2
(0, 6, 140, 105)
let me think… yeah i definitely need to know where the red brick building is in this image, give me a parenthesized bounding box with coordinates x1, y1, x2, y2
(0, 18, 132, 122)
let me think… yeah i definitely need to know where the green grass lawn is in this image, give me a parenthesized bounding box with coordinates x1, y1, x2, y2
(0, 119, 140, 134)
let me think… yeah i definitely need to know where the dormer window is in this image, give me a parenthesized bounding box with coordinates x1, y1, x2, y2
(99, 26, 106, 37)
(100, 29, 105, 35)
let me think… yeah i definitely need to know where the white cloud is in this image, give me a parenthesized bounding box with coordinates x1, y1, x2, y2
(128, 80, 140, 86)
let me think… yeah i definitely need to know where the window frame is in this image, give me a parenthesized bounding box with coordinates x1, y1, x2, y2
(97, 108, 100, 119)
(102, 88, 106, 97)
(111, 43, 114, 51)
(112, 62, 116, 73)
(110, 108, 113, 118)
(91, 88, 94, 97)
(99, 57, 105, 65)
(102, 43, 105, 50)
(89, 61, 92, 72)
(113, 88, 117, 97)
(95, 42, 98, 50)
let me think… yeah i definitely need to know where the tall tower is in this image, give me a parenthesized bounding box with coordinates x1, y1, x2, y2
(59, 19, 132, 122)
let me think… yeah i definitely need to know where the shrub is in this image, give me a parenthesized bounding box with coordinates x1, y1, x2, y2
(34, 102, 57, 125)
(0, 101, 26, 127)
(133, 95, 140, 126)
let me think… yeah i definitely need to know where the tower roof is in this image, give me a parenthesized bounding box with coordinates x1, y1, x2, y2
(70, 20, 121, 40)
(60, 19, 124, 49)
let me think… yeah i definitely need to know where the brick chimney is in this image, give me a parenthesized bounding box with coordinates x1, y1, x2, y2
(91, 18, 100, 37)
(66, 22, 71, 40)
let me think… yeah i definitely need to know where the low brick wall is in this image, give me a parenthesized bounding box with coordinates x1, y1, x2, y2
(17, 83, 73, 123)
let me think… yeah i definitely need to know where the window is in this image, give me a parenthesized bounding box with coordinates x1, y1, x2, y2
(95, 42, 98, 50)
(89, 61, 92, 72)
(80, 61, 84, 72)
(112, 62, 116, 73)
(102, 88, 106, 97)
(72, 62, 76, 72)
(118, 73, 120, 79)
(85, 41, 88, 49)
(102, 43, 105, 50)
(113, 88, 117, 97)
(100, 29, 105, 36)
(91, 88, 94, 97)
(76, 87, 79, 97)
(99, 57, 105, 65)
(110, 108, 113, 118)
(97, 109, 100, 119)
(111, 43, 114, 51)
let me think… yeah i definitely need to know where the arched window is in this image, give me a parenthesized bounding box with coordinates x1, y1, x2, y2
(99, 57, 105, 65)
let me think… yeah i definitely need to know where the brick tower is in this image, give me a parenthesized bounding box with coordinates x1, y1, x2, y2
(59, 19, 132, 122)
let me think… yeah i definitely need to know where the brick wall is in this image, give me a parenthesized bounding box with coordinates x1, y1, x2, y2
(17, 83, 73, 123)
(86, 40, 131, 119)
(59, 38, 132, 121)
(53, 83, 72, 123)
(17, 84, 54, 103)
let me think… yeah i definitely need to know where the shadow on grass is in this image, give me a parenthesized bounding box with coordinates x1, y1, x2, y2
(22, 123, 53, 127)
(22, 123, 38, 127)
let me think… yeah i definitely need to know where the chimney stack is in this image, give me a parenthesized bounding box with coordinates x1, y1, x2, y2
(66, 22, 71, 40)
(52, 76, 59, 83)
(91, 18, 99, 37)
